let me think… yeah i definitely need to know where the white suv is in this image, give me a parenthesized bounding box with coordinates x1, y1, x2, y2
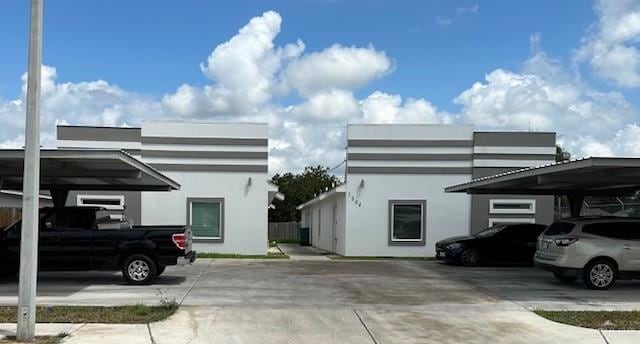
(534, 217, 640, 290)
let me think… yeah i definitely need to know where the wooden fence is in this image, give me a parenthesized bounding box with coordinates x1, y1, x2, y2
(268, 222, 300, 241)
(0, 208, 21, 228)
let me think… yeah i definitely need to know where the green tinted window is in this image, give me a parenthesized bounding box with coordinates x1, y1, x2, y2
(191, 201, 221, 238)
(392, 203, 423, 241)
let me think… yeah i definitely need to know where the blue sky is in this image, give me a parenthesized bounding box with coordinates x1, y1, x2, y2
(0, 0, 606, 109)
(0, 0, 639, 172)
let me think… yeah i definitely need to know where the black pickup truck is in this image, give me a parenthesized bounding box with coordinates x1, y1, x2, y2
(0, 206, 195, 284)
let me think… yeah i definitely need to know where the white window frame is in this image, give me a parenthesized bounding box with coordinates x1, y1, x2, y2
(488, 218, 536, 227)
(389, 200, 426, 245)
(77, 194, 125, 210)
(187, 198, 224, 241)
(489, 199, 536, 214)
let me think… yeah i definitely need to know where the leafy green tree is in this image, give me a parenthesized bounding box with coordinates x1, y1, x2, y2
(556, 145, 571, 162)
(269, 165, 341, 222)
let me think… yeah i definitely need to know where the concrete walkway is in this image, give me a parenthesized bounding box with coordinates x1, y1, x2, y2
(0, 306, 636, 344)
(279, 243, 331, 261)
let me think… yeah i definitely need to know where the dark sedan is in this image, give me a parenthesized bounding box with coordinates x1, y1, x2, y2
(435, 223, 547, 266)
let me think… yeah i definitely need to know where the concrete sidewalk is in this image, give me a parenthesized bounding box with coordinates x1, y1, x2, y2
(279, 243, 331, 261)
(0, 305, 637, 344)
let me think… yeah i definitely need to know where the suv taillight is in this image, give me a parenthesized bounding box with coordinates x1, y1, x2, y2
(172, 233, 186, 250)
(554, 238, 579, 247)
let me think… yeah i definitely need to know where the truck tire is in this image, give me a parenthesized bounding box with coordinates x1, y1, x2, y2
(156, 266, 166, 277)
(122, 254, 157, 285)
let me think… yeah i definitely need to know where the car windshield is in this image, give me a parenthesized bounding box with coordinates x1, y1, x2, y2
(474, 225, 505, 238)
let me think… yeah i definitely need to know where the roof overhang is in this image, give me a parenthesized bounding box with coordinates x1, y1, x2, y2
(446, 157, 640, 196)
(297, 184, 346, 210)
(0, 149, 180, 192)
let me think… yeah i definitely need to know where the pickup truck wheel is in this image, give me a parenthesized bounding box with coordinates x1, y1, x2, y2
(156, 266, 166, 277)
(123, 254, 157, 285)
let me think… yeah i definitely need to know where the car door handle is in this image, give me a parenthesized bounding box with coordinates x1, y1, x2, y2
(624, 245, 632, 250)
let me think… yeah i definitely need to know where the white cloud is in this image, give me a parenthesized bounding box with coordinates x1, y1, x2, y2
(435, 16, 452, 26)
(163, 11, 305, 118)
(456, 40, 637, 159)
(456, 4, 479, 14)
(361, 91, 450, 124)
(574, 0, 640, 87)
(0, 65, 162, 148)
(284, 44, 391, 96)
(290, 89, 361, 121)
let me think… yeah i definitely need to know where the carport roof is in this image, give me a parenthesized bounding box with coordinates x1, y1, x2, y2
(445, 157, 640, 196)
(0, 149, 180, 191)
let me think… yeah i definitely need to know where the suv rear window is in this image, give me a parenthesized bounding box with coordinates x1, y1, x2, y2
(544, 222, 575, 236)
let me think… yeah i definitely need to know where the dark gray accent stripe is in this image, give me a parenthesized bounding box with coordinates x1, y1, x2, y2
(142, 150, 267, 159)
(473, 153, 556, 160)
(348, 139, 473, 148)
(489, 213, 536, 219)
(57, 147, 142, 155)
(348, 153, 472, 161)
(347, 166, 472, 174)
(142, 136, 267, 146)
(57, 126, 141, 142)
(151, 164, 268, 173)
(473, 132, 556, 147)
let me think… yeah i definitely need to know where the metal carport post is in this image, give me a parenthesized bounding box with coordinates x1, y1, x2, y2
(445, 157, 640, 217)
(1, 149, 180, 339)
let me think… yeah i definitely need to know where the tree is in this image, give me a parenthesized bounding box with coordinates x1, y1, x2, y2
(556, 145, 571, 162)
(269, 165, 341, 222)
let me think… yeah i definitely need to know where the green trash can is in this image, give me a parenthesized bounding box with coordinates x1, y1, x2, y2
(299, 227, 310, 246)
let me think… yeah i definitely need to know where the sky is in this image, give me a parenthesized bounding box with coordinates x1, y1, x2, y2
(1, 0, 640, 175)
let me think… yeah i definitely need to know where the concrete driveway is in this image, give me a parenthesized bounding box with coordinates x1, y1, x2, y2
(1, 259, 639, 343)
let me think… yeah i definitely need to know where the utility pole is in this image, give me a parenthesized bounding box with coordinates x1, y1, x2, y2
(17, 0, 43, 340)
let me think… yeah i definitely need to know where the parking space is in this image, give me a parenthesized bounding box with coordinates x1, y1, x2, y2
(1, 259, 638, 309)
(1, 259, 639, 343)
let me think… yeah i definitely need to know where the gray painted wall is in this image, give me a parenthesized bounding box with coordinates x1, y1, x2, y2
(470, 132, 556, 233)
(66, 190, 142, 225)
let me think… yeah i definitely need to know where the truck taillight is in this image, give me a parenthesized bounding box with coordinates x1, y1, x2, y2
(172, 233, 186, 250)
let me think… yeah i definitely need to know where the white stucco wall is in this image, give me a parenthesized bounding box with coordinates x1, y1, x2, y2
(141, 171, 267, 255)
(301, 192, 346, 255)
(344, 124, 474, 257)
(344, 174, 471, 257)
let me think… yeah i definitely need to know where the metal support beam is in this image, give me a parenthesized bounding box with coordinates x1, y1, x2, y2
(50, 189, 69, 208)
(17, 0, 43, 340)
(568, 195, 585, 217)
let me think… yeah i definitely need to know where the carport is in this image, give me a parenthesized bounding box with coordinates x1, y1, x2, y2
(0, 149, 180, 206)
(445, 157, 640, 217)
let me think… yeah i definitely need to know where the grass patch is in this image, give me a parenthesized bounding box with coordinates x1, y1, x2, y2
(329, 255, 437, 261)
(0, 303, 178, 324)
(197, 252, 289, 259)
(535, 310, 640, 330)
(0, 333, 68, 344)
